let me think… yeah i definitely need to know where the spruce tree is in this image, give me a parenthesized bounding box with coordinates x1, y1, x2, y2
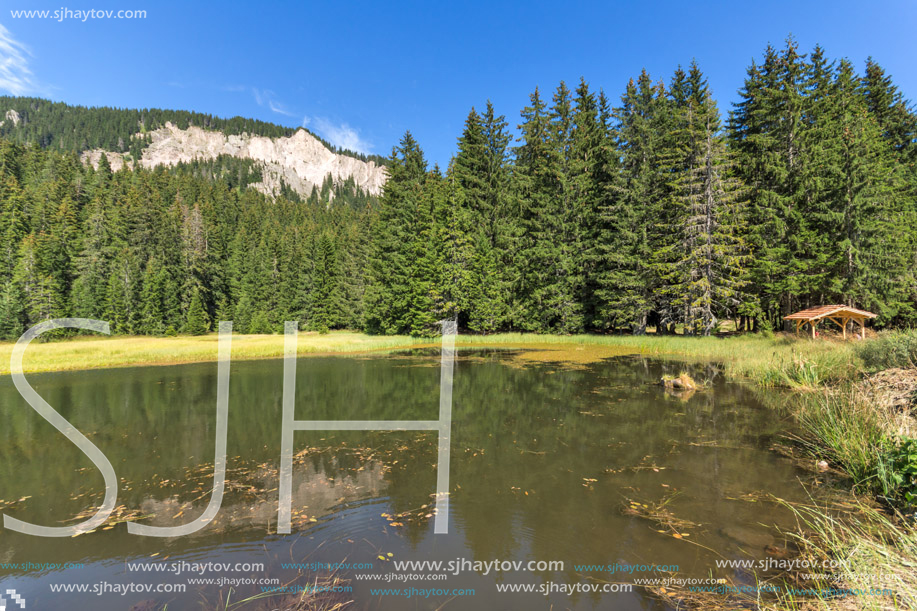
(310, 233, 338, 333)
(862, 58, 917, 166)
(729, 39, 816, 327)
(818, 60, 911, 319)
(453, 102, 514, 332)
(183, 288, 210, 335)
(599, 71, 668, 333)
(139, 257, 167, 334)
(513, 88, 554, 331)
(515, 86, 581, 332)
(570, 79, 612, 330)
(248, 310, 273, 334)
(658, 63, 747, 335)
(364, 132, 432, 335)
(861, 58, 917, 321)
(0, 281, 26, 340)
(0, 172, 27, 284)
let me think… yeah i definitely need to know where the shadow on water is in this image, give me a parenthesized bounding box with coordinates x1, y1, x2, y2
(0, 348, 811, 610)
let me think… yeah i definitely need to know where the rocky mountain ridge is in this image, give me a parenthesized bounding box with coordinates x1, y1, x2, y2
(80, 122, 387, 197)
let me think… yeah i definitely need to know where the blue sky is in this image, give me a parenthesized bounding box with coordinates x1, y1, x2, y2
(1, 0, 915, 165)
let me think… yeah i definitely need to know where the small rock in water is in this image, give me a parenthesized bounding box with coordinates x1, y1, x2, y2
(660, 374, 697, 390)
(765, 544, 791, 559)
(816, 460, 829, 472)
(721, 525, 775, 550)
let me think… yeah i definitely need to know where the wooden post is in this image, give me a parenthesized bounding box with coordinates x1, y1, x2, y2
(811, 320, 816, 339)
(859, 317, 865, 340)
(842, 317, 847, 340)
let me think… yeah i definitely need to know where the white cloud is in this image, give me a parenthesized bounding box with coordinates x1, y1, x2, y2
(310, 116, 372, 154)
(0, 24, 39, 95)
(268, 99, 295, 117)
(251, 87, 296, 117)
(248, 88, 372, 154)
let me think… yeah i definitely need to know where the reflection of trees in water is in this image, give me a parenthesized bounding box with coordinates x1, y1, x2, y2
(0, 351, 806, 581)
(135, 460, 389, 534)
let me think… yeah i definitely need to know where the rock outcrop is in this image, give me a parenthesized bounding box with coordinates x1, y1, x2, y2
(81, 122, 387, 198)
(1, 109, 21, 127)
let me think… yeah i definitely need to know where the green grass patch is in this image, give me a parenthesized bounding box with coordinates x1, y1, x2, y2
(856, 329, 917, 371)
(794, 388, 898, 496)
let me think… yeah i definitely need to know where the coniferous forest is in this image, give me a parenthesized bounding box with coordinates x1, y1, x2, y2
(1, 39, 915, 340)
(0, 95, 390, 165)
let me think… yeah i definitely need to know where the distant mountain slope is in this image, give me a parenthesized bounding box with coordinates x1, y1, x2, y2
(80, 122, 388, 197)
(0, 96, 388, 197)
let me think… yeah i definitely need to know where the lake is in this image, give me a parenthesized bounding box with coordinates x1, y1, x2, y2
(0, 347, 810, 610)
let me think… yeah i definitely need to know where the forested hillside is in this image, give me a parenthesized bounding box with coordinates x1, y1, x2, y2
(0, 145, 375, 339)
(1, 39, 915, 339)
(0, 96, 388, 165)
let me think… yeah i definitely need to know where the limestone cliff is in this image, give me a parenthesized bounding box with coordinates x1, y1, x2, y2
(81, 122, 387, 197)
(0, 109, 21, 127)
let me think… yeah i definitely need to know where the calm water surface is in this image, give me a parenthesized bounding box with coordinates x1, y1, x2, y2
(0, 348, 808, 610)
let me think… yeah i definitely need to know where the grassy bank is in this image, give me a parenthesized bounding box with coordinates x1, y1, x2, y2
(0, 329, 861, 382)
(762, 333, 917, 611)
(790, 330, 917, 502)
(0, 331, 432, 376)
(772, 500, 917, 611)
(456, 332, 861, 388)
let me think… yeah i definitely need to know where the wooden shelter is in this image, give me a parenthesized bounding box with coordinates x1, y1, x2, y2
(783, 305, 877, 340)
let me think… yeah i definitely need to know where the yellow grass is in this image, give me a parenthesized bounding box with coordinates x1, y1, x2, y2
(0, 329, 861, 382)
(455, 332, 860, 387)
(0, 331, 433, 376)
